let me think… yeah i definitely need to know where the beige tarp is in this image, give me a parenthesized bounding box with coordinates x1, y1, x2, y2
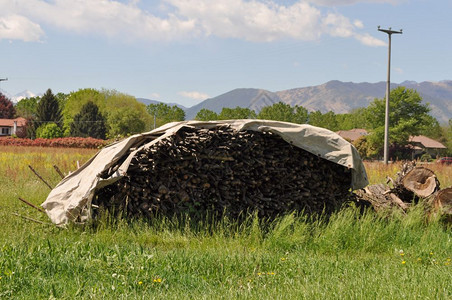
(41, 120, 369, 225)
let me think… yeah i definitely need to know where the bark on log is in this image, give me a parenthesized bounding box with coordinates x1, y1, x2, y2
(429, 187, 452, 222)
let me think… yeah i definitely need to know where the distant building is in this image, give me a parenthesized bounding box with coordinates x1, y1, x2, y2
(336, 128, 368, 142)
(0, 117, 27, 136)
(408, 135, 447, 158)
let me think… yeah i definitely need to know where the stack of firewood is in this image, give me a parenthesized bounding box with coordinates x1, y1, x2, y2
(93, 126, 353, 219)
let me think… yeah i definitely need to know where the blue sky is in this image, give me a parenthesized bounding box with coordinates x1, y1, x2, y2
(0, 0, 450, 107)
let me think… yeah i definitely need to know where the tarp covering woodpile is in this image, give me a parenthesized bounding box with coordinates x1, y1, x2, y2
(41, 120, 369, 225)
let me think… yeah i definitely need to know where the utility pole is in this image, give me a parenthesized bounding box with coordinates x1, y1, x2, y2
(378, 26, 402, 164)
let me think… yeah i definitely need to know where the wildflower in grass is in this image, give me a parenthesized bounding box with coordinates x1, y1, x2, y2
(417, 258, 422, 262)
(257, 272, 262, 276)
(153, 278, 162, 283)
(138, 281, 143, 285)
(280, 257, 287, 261)
(401, 261, 406, 264)
(399, 249, 404, 256)
(430, 252, 434, 256)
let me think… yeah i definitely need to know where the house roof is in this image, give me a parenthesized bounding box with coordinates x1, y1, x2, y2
(409, 135, 447, 149)
(336, 128, 368, 142)
(0, 117, 27, 127)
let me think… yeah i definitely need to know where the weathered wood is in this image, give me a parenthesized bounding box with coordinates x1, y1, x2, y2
(28, 165, 53, 190)
(430, 187, 452, 219)
(18, 197, 46, 214)
(12, 213, 52, 225)
(53, 165, 65, 179)
(401, 167, 439, 198)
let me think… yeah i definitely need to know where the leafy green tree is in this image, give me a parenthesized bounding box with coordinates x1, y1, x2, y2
(218, 107, 257, 120)
(36, 123, 63, 139)
(0, 93, 16, 118)
(365, 87, 432, 155)
(108, 108, 146, 137)
(257, 102, 308, 124)
(353, 135, 379, 159)
(258, 102, 293, 122)
(62, 89, 104, 135)
(335, 108, 369, 130)
(147, 103, 185, 129)
(195, 109, 219, 121)
(15, 96, 39, 119)
(63, 88, 151, 137)
(35, 89, 63, 130)
(308, 110, 339, 131)
(293, 105, 309, 124)
(441, 119, 452, 155)
(70, 101, 107, 139)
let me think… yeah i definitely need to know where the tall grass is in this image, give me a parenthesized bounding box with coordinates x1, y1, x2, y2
(364, 161, 452, 187)
(0, 146, 450, 299)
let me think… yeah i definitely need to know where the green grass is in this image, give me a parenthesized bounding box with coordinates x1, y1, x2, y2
(0, 146, 450, 299)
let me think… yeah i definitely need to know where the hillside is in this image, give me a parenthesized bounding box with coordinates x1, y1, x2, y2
(184, 88, 281, 120)
(184, 80, 452, 123)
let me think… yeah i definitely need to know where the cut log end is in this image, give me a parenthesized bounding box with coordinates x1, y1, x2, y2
(401, 167, 439, 198)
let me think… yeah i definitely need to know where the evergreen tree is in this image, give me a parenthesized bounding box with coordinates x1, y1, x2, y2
(0, 93, 16, 118)
(35, 89, 63, 130)
(70, 101, 107, 139)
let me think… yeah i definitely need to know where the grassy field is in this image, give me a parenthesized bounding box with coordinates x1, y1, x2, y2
(0, 146, 450, 299)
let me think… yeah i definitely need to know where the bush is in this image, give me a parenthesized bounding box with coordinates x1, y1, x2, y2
(0, 136, 108, 148)
(420, 153, 433, 162)
(36, 123, 63, 139)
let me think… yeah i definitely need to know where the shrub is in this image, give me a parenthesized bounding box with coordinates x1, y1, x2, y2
(0, 136, 108, 148)
(36, 123, 63, 139)
(420, 153, 433, 162)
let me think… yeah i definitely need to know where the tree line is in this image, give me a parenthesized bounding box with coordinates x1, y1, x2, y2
(1, 86, 451, 158)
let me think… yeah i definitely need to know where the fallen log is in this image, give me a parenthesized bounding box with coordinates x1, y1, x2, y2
(428, 187, 452, 222)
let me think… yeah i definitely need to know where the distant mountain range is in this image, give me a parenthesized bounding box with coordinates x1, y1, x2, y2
(181, 80, 452, 123)
(5, 80, 451, 124)
(1, 89, 40, 102)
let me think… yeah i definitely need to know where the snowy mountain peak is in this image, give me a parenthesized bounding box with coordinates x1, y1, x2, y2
(0, 89, 39, 103)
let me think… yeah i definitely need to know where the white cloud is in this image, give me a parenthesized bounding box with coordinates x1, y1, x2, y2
(0, 0, 386, 46)
(0, 14, 44, 41)
(178, 91, 209, 100)
(306, 0, 405, 5)
(150, 93, 161, 99)
(355, 33, 386, 47)
(353, 20, 364, 29)
(394, 67, 403, 74)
